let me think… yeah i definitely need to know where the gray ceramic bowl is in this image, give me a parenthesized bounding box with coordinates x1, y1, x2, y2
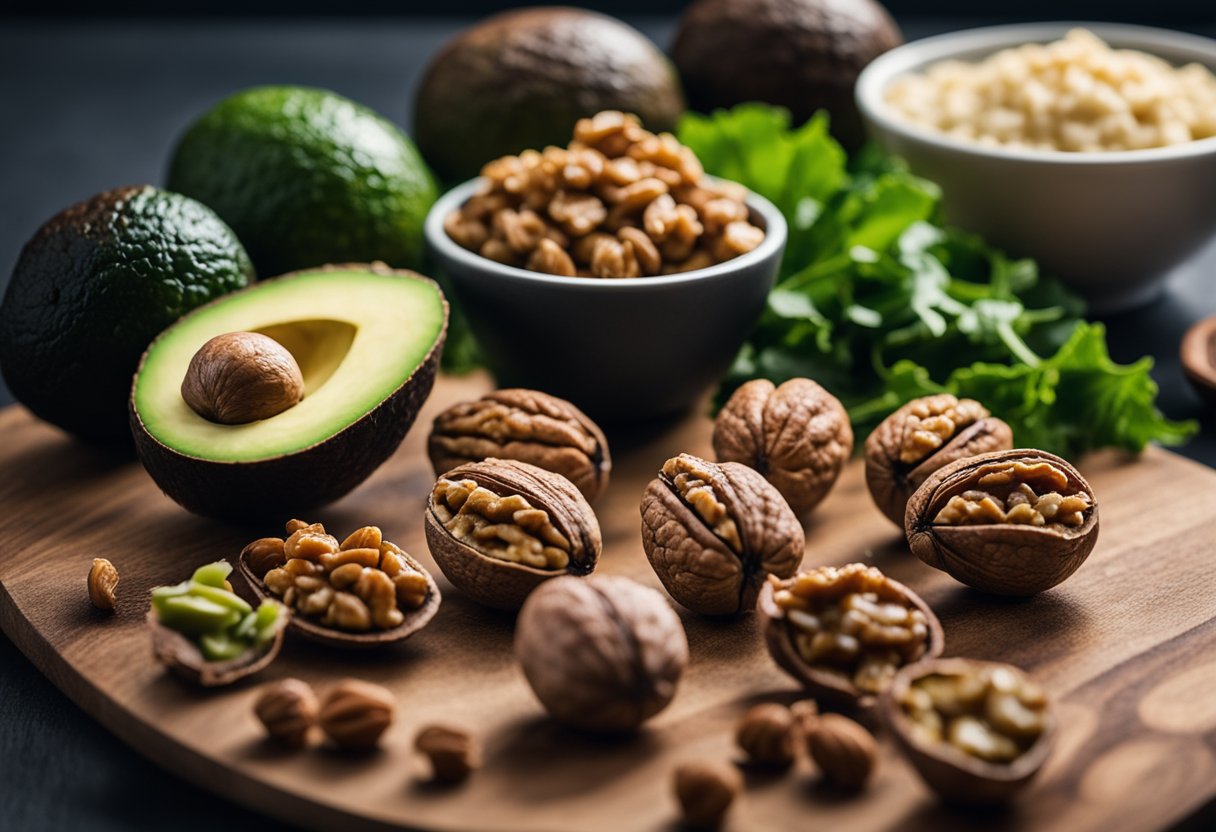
(856, 22, 1216, 312)
(424, 178, 787, 424)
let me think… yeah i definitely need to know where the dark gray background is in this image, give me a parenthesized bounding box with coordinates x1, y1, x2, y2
(1, 9, 1214, 832)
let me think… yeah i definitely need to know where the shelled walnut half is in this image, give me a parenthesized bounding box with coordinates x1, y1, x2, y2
(882, 658, 1055, 805)
(239, 520, 441, 648)
(905, 449, 1099, 595)
(641, 453, 803, 615)
(425, 459, 601, 610)
(428, 388, 611, 502)
(865, 395, 1013, 526)
(758, 563, 943, 707)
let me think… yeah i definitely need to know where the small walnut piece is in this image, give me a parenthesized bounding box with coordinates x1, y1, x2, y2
(415, 724, 481, 783)
(180, 332, 304, 425)
(906, 449, 1099, 595)
(640, 453, 804, 616)
(254, 678, 319, 748)
(87, 557, 118, 611)
(515, 575, 687, 733)
(714, 378, 853, 516)
(318, 679, 395, 750)
(735, 703, 798, 768)
(760, 564, 944, 707)
(673, 760, 742, 830)
(432, 478, 571, 569)
(865, 394, 1014, 526)
(806, 713, 878, 790)
(883, 658, 1055, 805)
(242, 537, 287, 578)
(428, 389, 611, 502)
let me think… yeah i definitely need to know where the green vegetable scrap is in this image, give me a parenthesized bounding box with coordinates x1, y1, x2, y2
(678, 104, 1194, 457)
(151, 561, 281, 662)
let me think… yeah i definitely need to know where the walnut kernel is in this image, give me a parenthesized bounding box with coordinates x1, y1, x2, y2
(318, 679, 395, 750)
(87, 557, 118, 611)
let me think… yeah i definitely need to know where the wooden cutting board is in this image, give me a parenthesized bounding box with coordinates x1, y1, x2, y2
(2, 372, 1215, 832)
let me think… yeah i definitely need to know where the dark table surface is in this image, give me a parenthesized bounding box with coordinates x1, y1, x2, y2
(1, 14, 1214, 832)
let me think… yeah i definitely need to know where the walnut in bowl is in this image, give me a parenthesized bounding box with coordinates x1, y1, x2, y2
(758, 563, 944, 708)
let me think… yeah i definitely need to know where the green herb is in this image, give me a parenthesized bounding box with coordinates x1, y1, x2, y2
(679, 103, 1194, 456)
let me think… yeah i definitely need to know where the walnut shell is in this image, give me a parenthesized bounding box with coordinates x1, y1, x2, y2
(758, 566, 944, 708)
(640, 453, 803, 616)
(425, 459, 602, 610)
(713, 378, 853, 516)
(515, 575, 688, 733)
(806, 713, 877, 790)
(428, 388, 611, 502)
(147, 603, 288, 688)
(881, 658, 1056, 805)
(905, 449, 1099, 595)
(865, 395, 1013, 526)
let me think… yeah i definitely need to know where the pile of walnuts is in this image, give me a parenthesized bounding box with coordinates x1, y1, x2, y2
(444, 110, 765, 278)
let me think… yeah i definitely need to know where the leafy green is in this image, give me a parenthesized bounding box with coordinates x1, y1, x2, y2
(680, 104, 1194, 456)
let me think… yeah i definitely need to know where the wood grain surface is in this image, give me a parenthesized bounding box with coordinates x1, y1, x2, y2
(1, 372, 1214, 832)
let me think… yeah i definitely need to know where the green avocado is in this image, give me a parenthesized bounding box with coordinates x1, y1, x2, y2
(130, 264, 447, 520)
(0, 185, 254, 443)
(167, 86, 437, 277)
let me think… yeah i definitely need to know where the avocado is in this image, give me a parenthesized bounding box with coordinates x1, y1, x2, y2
(130, 264, 448, 520)
(672, 0, 903, 148)
(414, 8, 686, 183)
(0, 186, 254, 443)
(167, 86, 437, 278)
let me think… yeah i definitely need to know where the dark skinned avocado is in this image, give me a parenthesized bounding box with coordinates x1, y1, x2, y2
(414, 7, 686, 183)
(0, 185, 254, 443)
(672, 0, 903, 149)
(130, 264, 448, 521)
(167, 86, 437, 278)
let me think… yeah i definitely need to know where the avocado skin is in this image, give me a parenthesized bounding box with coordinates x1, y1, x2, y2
(129, 267, 448, 522)
(414, 8, 686, 183)
(167, 86, 437, 278)
(0, 186, 254, 444)
(672, 0, 903, 148)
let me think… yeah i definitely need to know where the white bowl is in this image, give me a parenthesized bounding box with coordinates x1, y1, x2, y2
(856, 22, 1216, 312)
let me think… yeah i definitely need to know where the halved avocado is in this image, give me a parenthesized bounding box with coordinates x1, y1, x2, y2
(131, 264, 448, 520)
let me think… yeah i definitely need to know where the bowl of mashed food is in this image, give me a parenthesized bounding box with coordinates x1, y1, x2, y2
(856, 23, 1216, 311)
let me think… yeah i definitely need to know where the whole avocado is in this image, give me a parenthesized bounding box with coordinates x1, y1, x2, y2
(167, 86, 437, 277)
(0, 186, 254, 443)
(672, 0, 902, 148)
(414, 7, 686, 183)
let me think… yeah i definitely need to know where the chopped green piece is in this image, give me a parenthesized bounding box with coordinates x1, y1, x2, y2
(150, 581, 191, 617)
(232, 611, 259, 642)
(157, 595, 242, 635)
(187, 581, 252, 615)
(191, 561, 233, 588)
(200, 632, 247, 662)
(253, 602, 281, 645)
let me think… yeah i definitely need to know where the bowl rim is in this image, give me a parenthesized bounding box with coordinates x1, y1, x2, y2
(856, 21, 1216, 165)
(424, 174, 788, 292)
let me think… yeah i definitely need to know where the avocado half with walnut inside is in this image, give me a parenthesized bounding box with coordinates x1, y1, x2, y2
(131, 265, 447, 520)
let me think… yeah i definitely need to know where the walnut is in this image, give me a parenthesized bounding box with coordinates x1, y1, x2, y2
(640, 453, 803, 615)
(180, 331, 304, 425)
(414, 724, 480, 783)
(734, 703, 799, 768)
(713, 378, 853, 516)
(241, 537, 287, 578)
(428, 388, 610, 502)
(425, 459, 602, 610)
(672, 760, 742, 829)
(906, 449, 1099, 595)
(759, 564, 944, 708)
(87, 557, 118, 611)
(318, 679, 395, 750)
(515, 575, 687, 733)
(882, 658, 1056, 804)
(254, 678, 318, 748)
(806, 713, 878, 790)
(865, 395, 1013, 526)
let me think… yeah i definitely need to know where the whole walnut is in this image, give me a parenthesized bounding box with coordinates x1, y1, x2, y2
(515, 575, 688, 733)
(640, 453, 804, 615)
(428, 389, 611, 502)
(865, 394, 1013, 526)
(713, 378, 853, 516)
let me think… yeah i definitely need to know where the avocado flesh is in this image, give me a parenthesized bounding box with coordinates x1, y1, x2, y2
(134, 269, 444, 462)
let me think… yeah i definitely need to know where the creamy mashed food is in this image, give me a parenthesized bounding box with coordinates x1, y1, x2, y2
(885, 29, 1216, 152)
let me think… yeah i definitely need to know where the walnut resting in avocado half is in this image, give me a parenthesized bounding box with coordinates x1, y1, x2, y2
(130, 263, 448, 521)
